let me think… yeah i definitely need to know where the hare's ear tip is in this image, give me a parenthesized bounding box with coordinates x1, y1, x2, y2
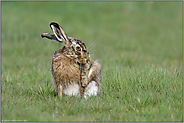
(50, 22, 58, 27)
(41, 33, 47, 38)
(41, 34, 44, 38)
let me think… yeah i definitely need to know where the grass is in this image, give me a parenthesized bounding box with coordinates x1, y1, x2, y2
(1, 1, 183, 122)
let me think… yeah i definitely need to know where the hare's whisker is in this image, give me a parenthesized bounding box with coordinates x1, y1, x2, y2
(88, 43, 96, 53)
(90, 41, 99, 51)
(89, 49, 96, 54)
(88, 39, 95, 51)
(89, 43, 97, 53)
(88, 39, 94, 49)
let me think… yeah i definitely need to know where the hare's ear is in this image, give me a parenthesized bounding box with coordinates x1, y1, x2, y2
(41, 33, 62, 43)
(50, 22, 70, 44)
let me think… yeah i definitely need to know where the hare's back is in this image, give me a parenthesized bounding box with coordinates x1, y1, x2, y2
(52, 50, 80, 83)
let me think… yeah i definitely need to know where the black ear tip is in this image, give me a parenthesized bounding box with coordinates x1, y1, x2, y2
(50, 22, 59, 28)
(41, 34, 44, 38)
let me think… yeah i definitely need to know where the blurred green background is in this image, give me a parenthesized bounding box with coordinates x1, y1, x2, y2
(2, 1, 182, 71)
(1, 1, 183, 122)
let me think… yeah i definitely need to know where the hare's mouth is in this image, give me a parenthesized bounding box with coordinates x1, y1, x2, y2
(78, 58, 87, 64)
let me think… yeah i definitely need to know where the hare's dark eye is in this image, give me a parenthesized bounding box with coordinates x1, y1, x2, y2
(76, 46, 81, 51)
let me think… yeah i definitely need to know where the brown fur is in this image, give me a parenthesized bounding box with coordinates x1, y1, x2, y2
(52, 50, 80, 87)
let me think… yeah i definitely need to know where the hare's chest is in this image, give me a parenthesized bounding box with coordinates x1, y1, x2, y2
(52, 53, 80, 81)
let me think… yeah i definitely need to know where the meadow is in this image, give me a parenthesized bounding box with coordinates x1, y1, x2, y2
(1, 1, 183, 122)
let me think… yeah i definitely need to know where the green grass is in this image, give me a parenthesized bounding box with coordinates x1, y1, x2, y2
(1, 1, 183, 122)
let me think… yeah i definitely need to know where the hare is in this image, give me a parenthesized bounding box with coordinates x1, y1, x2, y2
(41, 22, 101, 98)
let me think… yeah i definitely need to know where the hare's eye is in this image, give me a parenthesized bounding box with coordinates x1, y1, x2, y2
(76, 46, 81, 51)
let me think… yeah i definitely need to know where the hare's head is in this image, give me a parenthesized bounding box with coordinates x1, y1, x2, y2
(41, 22, 90, 64)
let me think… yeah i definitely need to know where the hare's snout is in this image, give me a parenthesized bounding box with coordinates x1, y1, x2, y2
(77, 52, 90, 64)
(74, 50, 89, 64)
(78, 58, 87, 64)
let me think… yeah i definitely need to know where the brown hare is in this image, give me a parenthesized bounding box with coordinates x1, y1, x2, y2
(41, 22, 101, 98)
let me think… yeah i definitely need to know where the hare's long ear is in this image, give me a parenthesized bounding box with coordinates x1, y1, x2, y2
(50, 22, 70, 44)
(41, 33, 62, 43)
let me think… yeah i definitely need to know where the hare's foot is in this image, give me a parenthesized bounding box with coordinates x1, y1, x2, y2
(84, 81, 98, 99)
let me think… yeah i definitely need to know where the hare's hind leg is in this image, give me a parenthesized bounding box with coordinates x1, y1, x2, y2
(88, 60, 101, 93)
(84, 60, 101, 98)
